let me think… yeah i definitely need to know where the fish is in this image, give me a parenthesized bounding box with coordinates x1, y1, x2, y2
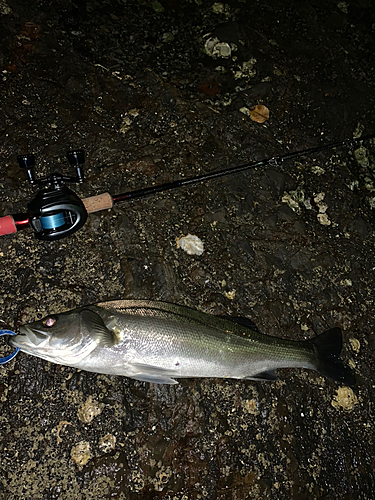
(10, 300, 355, 385)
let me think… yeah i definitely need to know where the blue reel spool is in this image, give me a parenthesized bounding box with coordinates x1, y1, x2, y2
(40, 212, 66, 230)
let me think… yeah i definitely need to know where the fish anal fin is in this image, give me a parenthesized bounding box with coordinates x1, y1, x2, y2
(130, 362, 180, 384)
(131, 373, 178, 385)
(243, 370, 278, 381)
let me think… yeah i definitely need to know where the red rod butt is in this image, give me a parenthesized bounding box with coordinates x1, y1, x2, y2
(0, 215, 17, 235)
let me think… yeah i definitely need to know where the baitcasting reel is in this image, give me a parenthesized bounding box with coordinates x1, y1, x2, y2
(16, 150, 88, 241)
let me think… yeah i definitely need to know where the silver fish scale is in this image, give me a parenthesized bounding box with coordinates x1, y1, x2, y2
(84, 300, 315, 380)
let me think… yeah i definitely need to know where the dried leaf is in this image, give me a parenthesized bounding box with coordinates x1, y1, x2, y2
(198, 80, 219, 96)
(248, 104, 269, 123)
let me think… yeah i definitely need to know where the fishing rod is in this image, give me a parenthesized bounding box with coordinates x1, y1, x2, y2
(0, 134, 374, 241)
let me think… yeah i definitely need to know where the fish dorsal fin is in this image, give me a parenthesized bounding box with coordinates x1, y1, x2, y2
(243, 370, 278, 381)
(80, 309, 115, 348)
(224, 316, 260, 332)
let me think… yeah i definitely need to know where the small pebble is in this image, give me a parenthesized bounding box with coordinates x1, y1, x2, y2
(176, 234, 204, 256)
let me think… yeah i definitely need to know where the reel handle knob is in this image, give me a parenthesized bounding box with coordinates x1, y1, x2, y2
(17, 154, 36, 184)
(66, 149, 85, 182)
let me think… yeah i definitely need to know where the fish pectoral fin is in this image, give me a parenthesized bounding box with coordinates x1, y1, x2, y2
(80, 309, 115, 348)
(130, 362, 179, 385)
(243, 370, 278, 381)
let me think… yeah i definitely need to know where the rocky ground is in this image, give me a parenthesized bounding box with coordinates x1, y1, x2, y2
(0, 0, 375, 498)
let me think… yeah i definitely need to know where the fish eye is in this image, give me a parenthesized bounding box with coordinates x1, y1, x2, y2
(43, 315, 58, 328)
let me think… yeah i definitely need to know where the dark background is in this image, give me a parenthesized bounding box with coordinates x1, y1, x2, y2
(0, 0, 374, 498)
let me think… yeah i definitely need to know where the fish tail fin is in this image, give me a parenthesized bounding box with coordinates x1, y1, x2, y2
(310, 327, 355, 386)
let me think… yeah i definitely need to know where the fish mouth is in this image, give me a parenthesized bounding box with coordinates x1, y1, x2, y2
(10, 325, 97, 366)
(10, 326, 49, 349)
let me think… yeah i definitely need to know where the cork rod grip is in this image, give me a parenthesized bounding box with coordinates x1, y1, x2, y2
(82, 192, 114, 213)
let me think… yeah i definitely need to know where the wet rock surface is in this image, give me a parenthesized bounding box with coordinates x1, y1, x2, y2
(0, 0, 375, 498)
